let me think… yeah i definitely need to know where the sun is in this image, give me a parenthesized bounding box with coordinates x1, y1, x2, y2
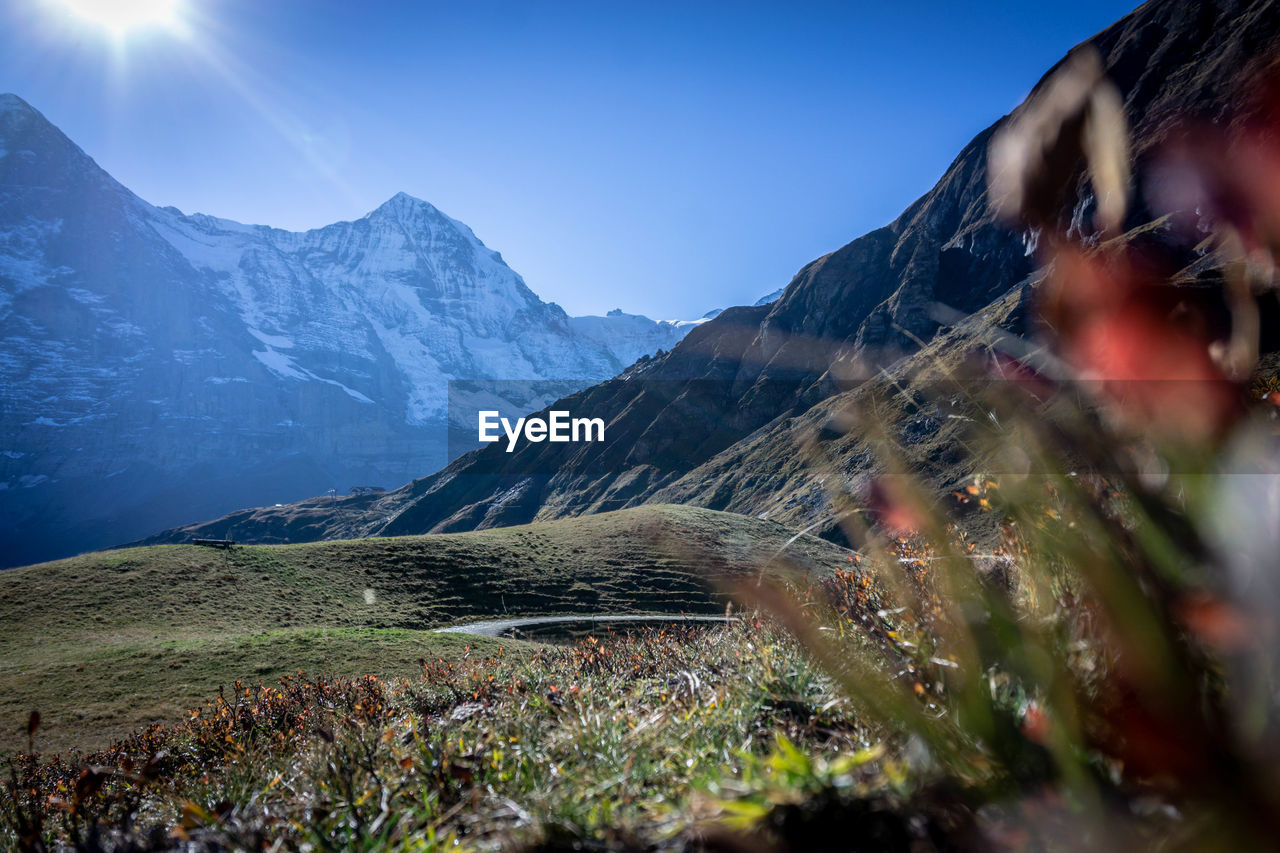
(49, 0, 183, 36)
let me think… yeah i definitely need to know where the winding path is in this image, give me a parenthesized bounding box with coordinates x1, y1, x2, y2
(434, 613, 735, 638)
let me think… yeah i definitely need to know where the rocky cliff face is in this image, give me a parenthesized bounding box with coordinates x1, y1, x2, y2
(0, 96, 695, 567)
(144, 0, 1280, 549)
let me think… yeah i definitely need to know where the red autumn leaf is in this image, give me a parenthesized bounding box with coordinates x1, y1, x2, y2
(866, 477, 926, 537)
(1022, 703, 1051, 745)
(1041, 247, 1240, 442)
(1175, 592, 1252, 651)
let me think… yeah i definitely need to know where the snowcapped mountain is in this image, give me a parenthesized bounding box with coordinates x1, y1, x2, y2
(145, 192, 676, 425)
(698, 286, 786, 322)
(0, 93, 695, 567)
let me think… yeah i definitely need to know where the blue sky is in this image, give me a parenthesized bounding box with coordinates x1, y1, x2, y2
(1, 0, 1140, 319)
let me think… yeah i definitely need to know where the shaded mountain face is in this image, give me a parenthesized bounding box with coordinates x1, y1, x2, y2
(0, 96, 695, 568)
(148, 0, 1280, 550)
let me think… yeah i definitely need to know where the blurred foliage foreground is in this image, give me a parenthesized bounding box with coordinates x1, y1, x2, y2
(9, 52, 1280, 852)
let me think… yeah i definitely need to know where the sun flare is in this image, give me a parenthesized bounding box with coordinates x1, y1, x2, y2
(50, 0, 182, 36)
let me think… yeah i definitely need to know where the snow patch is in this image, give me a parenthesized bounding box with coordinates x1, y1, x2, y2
(316, 376, 374, 404)
(252, 347, 373, 404)
(146, 211, 250, 273)
(66, 288, 106, 305)
(248, 328, 295, 349)
(754, 287, 785, 306)
(253, 349, 307, 380)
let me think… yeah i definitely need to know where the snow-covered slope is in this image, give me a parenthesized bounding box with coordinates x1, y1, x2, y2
(146, 192, 654, 425)
(567, 308, 698, 363)
(0, 93, 694, 567)
(753, 287, 785, 306)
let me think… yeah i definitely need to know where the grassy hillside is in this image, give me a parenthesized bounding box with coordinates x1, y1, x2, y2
(0, 628, 511, 758)
(0, 505, 853, 754)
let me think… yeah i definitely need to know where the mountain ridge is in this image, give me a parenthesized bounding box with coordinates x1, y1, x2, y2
(142, 0, 1280, 551)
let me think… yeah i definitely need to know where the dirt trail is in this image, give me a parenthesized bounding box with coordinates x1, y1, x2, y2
(434, 614, 734, 638)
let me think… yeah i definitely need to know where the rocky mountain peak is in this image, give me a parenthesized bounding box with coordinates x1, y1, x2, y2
(0, 92, 35, 116)
(0, 93, 130, 202)
(367, 190, 445, 225)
